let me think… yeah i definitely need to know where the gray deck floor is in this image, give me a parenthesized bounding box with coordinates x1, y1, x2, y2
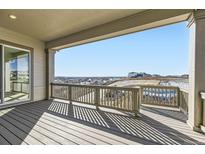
(0, 99, 204, 145)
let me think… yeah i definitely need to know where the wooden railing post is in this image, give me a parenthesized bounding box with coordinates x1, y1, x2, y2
(69, 85, 72, 102)
(139, 86, 143, 106)
(95, 87, 100, 110)
(177, 88, 180, 108)
(12, 82, 15, 92)
(21, 82, 23, 93)
(133, 89, 139, 117)
(50, 83, 53, 98)
(178, 88, 189, 115)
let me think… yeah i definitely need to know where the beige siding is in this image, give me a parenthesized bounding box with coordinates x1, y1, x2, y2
(0, 26, 46, 101)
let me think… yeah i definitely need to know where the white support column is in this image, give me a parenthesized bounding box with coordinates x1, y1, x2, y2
(45, 49, 56, 99)
(187, 10, 205, 131)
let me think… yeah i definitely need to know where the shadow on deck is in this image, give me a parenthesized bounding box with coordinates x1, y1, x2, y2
(0, 99, 204, 145)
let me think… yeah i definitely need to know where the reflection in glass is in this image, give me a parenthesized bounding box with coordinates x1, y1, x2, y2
(4, 46, 30, 103)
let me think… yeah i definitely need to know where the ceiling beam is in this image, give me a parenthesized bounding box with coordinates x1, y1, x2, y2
(46, 9, 193, 50)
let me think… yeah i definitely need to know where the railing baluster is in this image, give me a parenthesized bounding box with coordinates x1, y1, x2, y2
(68, 85, 71, 101)
(51, 83, 53, 98)
(176, 88, 179, 107)
(86, 87, 87, 103)
(82, 87, 84, 102)
(102, 88, 104, 106)
(95, 87, 99, 109)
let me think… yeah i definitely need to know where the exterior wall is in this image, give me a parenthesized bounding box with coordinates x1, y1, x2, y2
(188, 10, 205, 130)
(0, 26, 46, 101)
(46, 50, 55, 99)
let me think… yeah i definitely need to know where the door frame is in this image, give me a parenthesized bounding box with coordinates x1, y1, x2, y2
(0, 45, 3, 103)
(0, 39, 34, 105)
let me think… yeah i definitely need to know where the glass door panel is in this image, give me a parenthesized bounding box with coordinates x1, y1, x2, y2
(3, 46, 30, 104)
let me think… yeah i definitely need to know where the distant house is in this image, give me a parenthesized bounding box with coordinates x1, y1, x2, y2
(152, 74, 161, 78)
(181, 74, 189, 79)
(128, 72, 151, 78)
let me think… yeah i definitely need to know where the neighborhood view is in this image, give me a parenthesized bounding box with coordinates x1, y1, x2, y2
(54, 72, 189, 90)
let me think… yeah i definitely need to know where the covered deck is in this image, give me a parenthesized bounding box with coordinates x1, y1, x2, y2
(0, 99, 204, 145)
(0, 10, 205, 144)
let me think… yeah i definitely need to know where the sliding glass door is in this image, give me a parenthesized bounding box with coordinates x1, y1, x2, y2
(0, 44, 31, 105)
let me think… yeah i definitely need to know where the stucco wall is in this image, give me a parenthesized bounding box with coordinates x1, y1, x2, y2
(0, 26, 46, 101)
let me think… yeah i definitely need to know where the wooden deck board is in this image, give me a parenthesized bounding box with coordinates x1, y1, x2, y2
(0, 121, 26, 145)
(0, 113, 44, 145)
(0, 99, 204, 145)
(0, 117, 38, 145)
(1, 111, 58, 145)
(41, 114, 137, 145)
(16, 105, 137, 144)
(0, 134, 10, 145)
(6, 110, 74, 145)
(17, 104, 142, 144)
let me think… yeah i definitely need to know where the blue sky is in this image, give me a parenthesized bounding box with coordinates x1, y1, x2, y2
(10, 54, 29, 72)
(55, 21, 189, 77)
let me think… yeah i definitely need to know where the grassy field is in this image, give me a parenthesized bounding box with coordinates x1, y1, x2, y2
(109, 79, 160, 88)
(108, 77, 188, 89)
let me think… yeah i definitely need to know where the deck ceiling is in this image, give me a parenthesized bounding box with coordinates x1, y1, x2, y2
(0, 9, 144, 42)
(0, 9, 192, 50)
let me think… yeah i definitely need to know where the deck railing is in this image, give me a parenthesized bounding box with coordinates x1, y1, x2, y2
(140, 85, 188, 113)
(11, 81, 29, 94)
(51, 83, 189, 116)
(140, 85, 179, 107)
(179, 88, 188, 114)
(51, 83, 140, 115)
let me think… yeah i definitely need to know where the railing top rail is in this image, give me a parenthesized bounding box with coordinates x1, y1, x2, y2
(12, 81, 29, 84)
(51, 82, 140, 91)
(51, 82, 180, 90)
(139, 84, 179, 89)
(179, 88, 189, 93)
